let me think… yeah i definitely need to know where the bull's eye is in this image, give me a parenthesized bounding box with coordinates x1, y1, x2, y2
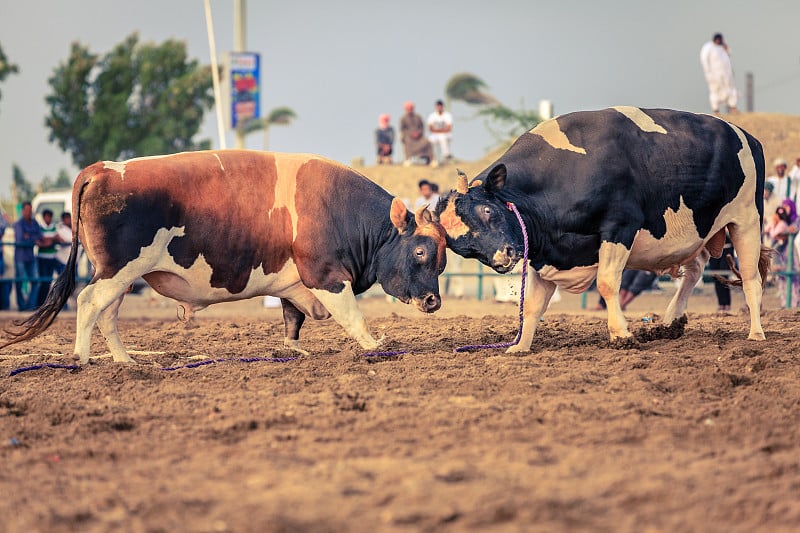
(415, 247, 426, 258)
(483, 206, 491, 216)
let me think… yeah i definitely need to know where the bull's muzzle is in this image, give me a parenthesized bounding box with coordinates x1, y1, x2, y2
(413, 293, 441, 313)
(491, 245, 521, 273)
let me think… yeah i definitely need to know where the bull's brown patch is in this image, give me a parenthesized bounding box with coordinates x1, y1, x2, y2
(438, 199, 470, 239)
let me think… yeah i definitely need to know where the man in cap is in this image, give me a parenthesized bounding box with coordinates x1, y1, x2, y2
(767, 158, 797, 202)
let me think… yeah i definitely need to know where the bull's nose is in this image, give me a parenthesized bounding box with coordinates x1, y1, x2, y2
(424, 294, 441, 313)
(503, 245, 517, 260)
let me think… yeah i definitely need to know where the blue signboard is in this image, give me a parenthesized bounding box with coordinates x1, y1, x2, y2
(229, 52, 260, 128)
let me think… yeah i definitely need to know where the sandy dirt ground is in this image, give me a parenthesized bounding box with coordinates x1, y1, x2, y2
(1, 281, 799, 533)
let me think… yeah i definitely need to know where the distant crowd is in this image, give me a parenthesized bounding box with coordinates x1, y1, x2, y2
(375, 100, 453, 167)
(762, 156, 800, 306)
(0, 202, 73, 312)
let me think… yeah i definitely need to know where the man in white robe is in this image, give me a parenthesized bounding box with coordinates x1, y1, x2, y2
(700, 33, 738, 114)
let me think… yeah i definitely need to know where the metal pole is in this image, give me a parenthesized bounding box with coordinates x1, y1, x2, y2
(786, 233, 795, 308)
(234, 0, 246, 149)
(204, 0, 227, 150)
(745, 72, 754, 112)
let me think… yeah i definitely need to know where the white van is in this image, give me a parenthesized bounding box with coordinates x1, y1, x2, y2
(32, 189, 72, 225)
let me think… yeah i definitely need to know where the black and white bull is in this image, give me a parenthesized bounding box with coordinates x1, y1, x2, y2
(436, 107, 770, 351)
(3, 150, 448, 362)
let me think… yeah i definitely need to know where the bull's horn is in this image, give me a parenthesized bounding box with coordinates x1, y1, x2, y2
(456, 168, 469, 194)
(415, 205, 433, 227)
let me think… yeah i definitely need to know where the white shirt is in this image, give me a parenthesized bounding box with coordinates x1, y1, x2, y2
(767, 174, 800, 203)
(55, 223, 72, 264)
(414, 194, 439, 212)
(427, 111, 453, 137)
(789, 164, 800, 182)
(700, 41, 734, 83)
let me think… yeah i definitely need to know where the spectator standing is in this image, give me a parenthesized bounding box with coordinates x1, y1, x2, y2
(789, 156, 800, 186)
(13, 202, 43, 311)
(767, 158, 796, 202)
(0, 211, 10, 310)
(708, 233, 735, 312)
(400, 101, 434, 166)
(55, 212, 73, 274)
(427, 99, 453, 164)
(763, 182, 782, 241)
(35, 209, 61, 308)
(593, 270, 658, 310)
(375, 113, 394, 165)
(700, 33, 738, 115)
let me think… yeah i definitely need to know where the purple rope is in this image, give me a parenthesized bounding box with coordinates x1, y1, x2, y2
(9, 356, 297, 376)
(9, 363, 80, 377)
(454, 202, 529, 352)
(160, 356, 298, 371)
(363, 350, 407, 358)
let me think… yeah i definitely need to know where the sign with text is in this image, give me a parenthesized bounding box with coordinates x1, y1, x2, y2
(229, 52, 260, 128)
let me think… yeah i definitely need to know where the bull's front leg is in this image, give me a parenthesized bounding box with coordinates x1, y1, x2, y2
(309, 282, 381, 350)
(506, 269, 556, 353)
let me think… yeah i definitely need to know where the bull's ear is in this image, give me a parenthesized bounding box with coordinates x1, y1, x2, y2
(414, 205, 433, 227)
(390, 198, 409, 233)
(485, 164, 507, 192)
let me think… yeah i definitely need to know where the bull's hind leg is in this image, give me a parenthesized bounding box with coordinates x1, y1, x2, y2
(728, 222, 766, 340)
(74, 276, 144, 364)
(96, 294, 134, 363)
(664, 249, 709, 324)
(281, 298, 309, 355)
(596, 241, 633, 340)
(506, 269, 556, 353)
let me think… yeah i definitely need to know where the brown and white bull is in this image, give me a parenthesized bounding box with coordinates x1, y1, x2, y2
(3, 150, 447, 363)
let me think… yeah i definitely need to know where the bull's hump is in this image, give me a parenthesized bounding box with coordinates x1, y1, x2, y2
(527, 119, 586, 154)
(611, 106, 668, 134)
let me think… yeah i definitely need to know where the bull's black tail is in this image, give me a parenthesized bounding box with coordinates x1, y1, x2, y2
(1, 180, 89, 349)
(713, 245, 774, 289)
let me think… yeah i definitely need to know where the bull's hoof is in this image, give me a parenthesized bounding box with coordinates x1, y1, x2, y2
(609, 336, 640, 350)
(747, 332, 766, 341)
(283, 339, 310, 355)
(505, 343, 531, 354)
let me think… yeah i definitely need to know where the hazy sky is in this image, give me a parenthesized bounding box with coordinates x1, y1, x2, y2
(1, 0, 799, 195)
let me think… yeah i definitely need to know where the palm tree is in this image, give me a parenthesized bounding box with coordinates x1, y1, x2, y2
(237, 106, 298, 150)
(444, 73, 498, 107)
(444, 72, 541, 142)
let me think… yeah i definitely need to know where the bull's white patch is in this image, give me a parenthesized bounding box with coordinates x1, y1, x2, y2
(102, 153, 172, 180)
(74, 225, 331, 362)
(612, 106, 668, 134)
(595, 241, 633, 340)
(74, 226, 187, 363)
(528, 119, 587, 154)
(537, 263, 598, 294)
(273, 153, 310, 239)
(506, 269, 557, 354)
(628, 196, 705, 271)
(102, 161, 127, 179)
(309, 282, 380, 350)
(213, 153, 225, 171)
